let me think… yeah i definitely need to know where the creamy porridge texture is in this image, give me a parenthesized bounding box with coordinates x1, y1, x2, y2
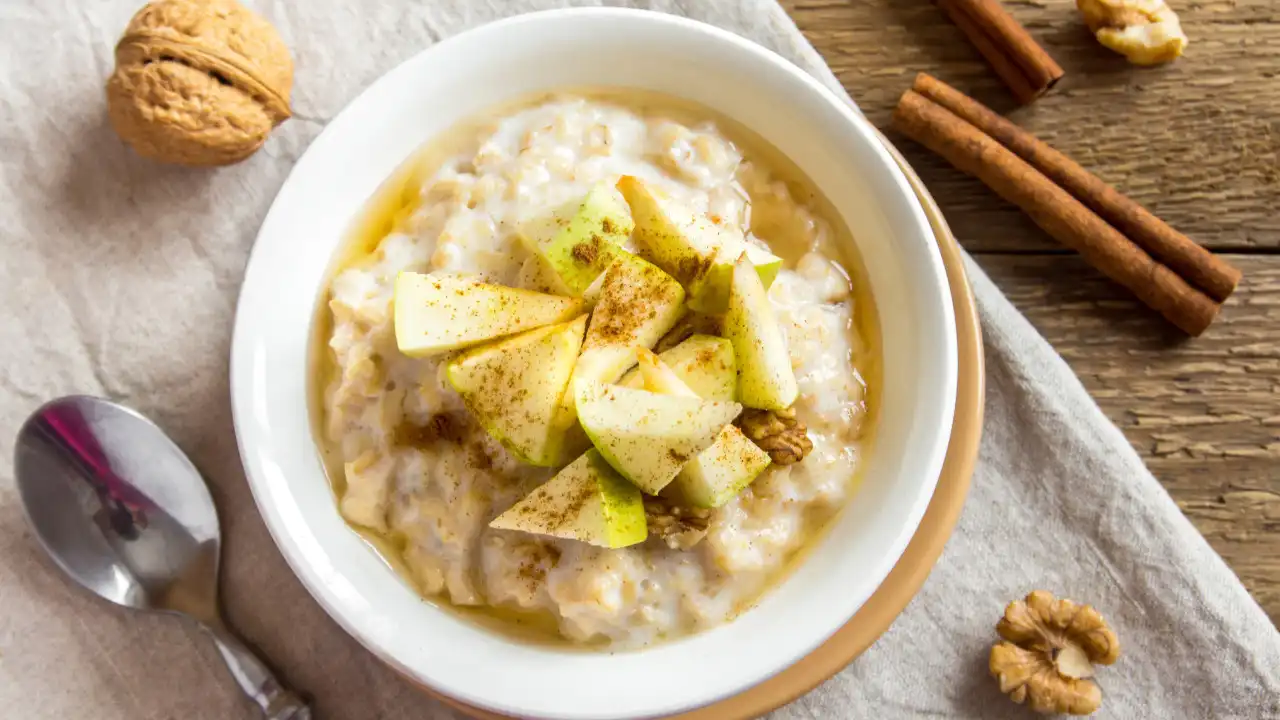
(319, 94, 875, 647)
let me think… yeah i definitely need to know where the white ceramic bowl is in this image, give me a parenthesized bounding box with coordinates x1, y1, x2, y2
(231, 8, 957, 719)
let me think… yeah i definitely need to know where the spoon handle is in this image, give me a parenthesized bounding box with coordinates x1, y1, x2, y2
(206, 623, 312, 720)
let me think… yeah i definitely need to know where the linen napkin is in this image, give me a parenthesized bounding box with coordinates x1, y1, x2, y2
(0, 1, 1276, 718)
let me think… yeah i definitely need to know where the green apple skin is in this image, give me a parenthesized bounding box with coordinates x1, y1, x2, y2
(619, 335, 736, 402)
(634, 350, 771, 509)
(687, 242, 783, 314)
(518, 184, 633, 296)
(569, 252, 686, 398)
(617, 175, 723, 289)
(490, 449, 646, 548)
(445, 315, 588, 466)
(725, 254, 799, 411)
(395, 272, 586, 357)
(746, 244, 784, 288)
(574, 379, 741, 495)
(616, 175, 781, 314)
(665, 424, 771, 508)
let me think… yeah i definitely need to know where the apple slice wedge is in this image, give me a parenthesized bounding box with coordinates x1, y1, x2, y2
(667, 426, 771, 508)
(518, 183, 633, 296)
(616, 175, 782, 313)
(490, 449, 646, 548)
(725, 253, 798, 410)
(619, 334, 736, 401)
(516, 254, 572, 297)
(569, 252, 686, 393)
(575, 379, 741, 495)
(636, 349, 771, 508)
(688, 239, 782, 314)
(445, 315, 587, 466)
(634, 347, 699, 399)
(550, 252, 687, 463)
(394, 272, 586, 357)
(617, 175, 724, 289)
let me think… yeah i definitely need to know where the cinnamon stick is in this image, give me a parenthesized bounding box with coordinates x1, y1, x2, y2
(893, 89, 1219, 336)
(913, 73, 1241, 302)
(934, 0, 1064, 105)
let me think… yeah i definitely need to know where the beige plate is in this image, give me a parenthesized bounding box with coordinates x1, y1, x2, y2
(410, 133, 986, 719)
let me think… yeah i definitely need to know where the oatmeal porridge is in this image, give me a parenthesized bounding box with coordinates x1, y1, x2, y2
(313, 92, 878, 648)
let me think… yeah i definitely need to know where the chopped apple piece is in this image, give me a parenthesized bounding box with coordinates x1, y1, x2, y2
(550, 253, 686, 463)
(490, 449, 646, 548)
(617, 175, 724, 289)
(575, 379, 741, 494)
(635, 348, 698, 399)
(569, 252, 686, 393)
(394, 272, 586, 357)
(616, 175, 782, 313)
(518, 183, 633, 296)
(689, 240, 783, 314)
(725, 253, 798, 410)
(619, 335, 736, 401)
(636, 350, 770, 509)
(668, 425, 770, 508)
(740, 243, 783, 289)
(580, 263, 608, 307)
(516, 254, 571, 296)
(445, 315, 587, 466)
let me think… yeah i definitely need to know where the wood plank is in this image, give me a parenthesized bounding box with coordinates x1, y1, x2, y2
(782, 0, 1280, 252)
(974, 253, 1280, 623)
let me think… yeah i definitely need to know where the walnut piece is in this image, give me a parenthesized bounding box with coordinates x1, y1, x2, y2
(644, 498, 711, 550)
(1077, 0, 1188, 66)
(989, 590, 1121, 716)
(737, 408, 813, 465)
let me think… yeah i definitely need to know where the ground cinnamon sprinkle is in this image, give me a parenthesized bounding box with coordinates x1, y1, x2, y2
(675, 253, 715, 287)
(571, 237, 600, 265)
(517, 481, 594, 533)
(695, 347, 726, 372)
(586, 258, 681, 347)
(516, 544, 562, 583)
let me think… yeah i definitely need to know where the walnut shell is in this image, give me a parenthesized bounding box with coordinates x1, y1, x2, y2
(106, 0, 293, 166)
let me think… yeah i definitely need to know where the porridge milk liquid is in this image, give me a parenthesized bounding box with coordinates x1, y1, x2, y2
(309, 90, 881, 646)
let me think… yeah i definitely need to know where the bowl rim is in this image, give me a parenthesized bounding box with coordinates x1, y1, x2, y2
(229, 7, 962, 719)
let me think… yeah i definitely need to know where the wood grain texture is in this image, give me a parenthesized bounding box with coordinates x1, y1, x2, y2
(784, 1, 1280, 624)
(782, 0, 1280, 252)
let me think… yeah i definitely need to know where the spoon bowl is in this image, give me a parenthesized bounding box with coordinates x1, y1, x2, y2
(15, 395, 310, 720)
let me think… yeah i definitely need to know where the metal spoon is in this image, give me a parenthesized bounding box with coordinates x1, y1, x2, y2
(14, 395, 311, 720)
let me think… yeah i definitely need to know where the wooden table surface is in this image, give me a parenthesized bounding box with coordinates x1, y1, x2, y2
(782, 0, 1280, 624)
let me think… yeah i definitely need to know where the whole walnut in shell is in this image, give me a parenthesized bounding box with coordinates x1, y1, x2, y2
(106, 0, 293, 166)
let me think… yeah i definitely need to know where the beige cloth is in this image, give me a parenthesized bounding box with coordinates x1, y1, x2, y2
(0, 1, 1276, 718)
